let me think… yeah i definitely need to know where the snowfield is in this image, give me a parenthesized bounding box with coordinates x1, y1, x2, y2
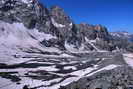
(123, 53, 133, 68)
(0, 21, 129, 89)
(0, 21, 60, 64)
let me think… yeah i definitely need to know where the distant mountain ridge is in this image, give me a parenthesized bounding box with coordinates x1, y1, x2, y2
(110, 31, 133, 42)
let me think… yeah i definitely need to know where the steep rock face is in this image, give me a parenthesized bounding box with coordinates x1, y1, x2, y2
(0, 0, 54, 33)
(68, 23, 112, 51)
(78, 23, 97, 40)
(0, 0, 63, 49)
(0, 0, 116, 51)
(50, 6, 73, 42)
(50, 6, 73, 29)
(76, 23, 109, 41)
(94, 24, 109, 40)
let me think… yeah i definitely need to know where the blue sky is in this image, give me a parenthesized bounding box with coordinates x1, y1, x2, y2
(40, 0, 133, 33)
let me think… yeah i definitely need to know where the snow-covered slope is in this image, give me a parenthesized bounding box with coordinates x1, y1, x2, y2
(0, 22, 127, 89)
(0, 21, 60, 64)
(110, 31, 133, 42)
(123, 53, 133, 68)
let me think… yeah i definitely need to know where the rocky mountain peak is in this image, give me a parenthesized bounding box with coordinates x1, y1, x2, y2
(50, 5, 72, 26)
(95, 24, 102, 30)
(50, 5, 63, 11)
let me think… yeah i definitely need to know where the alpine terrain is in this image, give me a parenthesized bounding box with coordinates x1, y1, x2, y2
(0, 0, 133, 89)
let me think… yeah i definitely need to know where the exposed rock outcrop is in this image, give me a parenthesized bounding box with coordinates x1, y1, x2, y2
(0, 0, 117, 51)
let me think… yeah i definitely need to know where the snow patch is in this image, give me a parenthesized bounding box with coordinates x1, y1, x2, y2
(51, 18, 66, 28)
(60, 53, 73, 57)
(85, 37, 99, 51)
(21, 0, 32, 4)
(64, 66, 77, 70)
(28, 29, 57, 41)
(69, 23, 73, 26)
(70, 67, 96, 77)
(0, 21, 60, 64)
(87, 64, 120, 77)
(123, 54, 133, 68)
(65, 42, 78, 52)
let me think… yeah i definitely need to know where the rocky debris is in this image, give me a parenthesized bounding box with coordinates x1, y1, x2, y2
(40, 38, 66, 50)
(63, 66, 133, 89)
(0, 52, 130, 89)
(126, 42, 133, 52)
(23, 85, 36, 89)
